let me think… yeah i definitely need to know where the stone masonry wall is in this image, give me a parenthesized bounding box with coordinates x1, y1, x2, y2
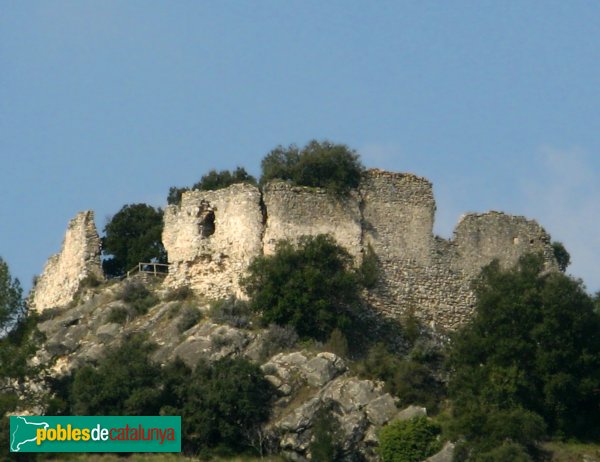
(163, 183, 263, 299)
(162, 170, 557, 330)
(31, 211, 103, 312)
(262, 181, 362, 257)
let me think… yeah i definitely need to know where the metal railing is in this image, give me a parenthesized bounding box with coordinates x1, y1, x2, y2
(126, 262, 170, 278)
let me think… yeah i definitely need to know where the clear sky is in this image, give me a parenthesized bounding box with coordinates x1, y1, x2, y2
(1, 1, 598, 294)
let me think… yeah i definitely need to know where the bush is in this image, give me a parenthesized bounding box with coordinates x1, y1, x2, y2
(167, 167, 256, 205)
(260, 323, 299, 360)
(242, 234, 363, 342)
(176, 305, 202, 332)
(70, 334, 162, 416)
(447, 406, 546, 461)
(324, 328, 349, 358)
(163, 285, 194, 302)
(119, 281, 159, 316)
(107, 306, 129, 324)
(355, 343, 443, 412)
(359, 243, 379, 289)
(377, 416, 441, 462)
(208, 296, 252, 328)
(179, 357, 275, 454)
(260, 140, 364, 195)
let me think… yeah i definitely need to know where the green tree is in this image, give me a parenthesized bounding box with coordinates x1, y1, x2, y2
(193, 166, 256, 191)
(260, 140, 364, 195)
(101, 203, 166, 277)
(449, 253, 600, 456)
(179, 357, 274, 454)
(70, 334, 162, 416)
(0, 257, 26, 331)
(167, 167, 256, 205)
(242, 234, 363, 342)
(0, 258, 43, 461)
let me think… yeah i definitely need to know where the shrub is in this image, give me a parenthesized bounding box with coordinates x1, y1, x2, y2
(176, 305, 202, 332)
(355, 343, 443, 412)
(180, 357, 275, 454)
(447, 406, 546, 461)
(119, 281, 159, 316)
(193, 167, 256, 191)
(167, 167, 256, 205)
(359, 243, 379, 289)
(163, 285, 194, 302)
(260, 140, 364, 195)
(260, 324, 299, 360)
(70, 334, 162, 416)
(208, 296, 252, 328)
(324, 328, 349, 358)
(107, 306, 129, 324)
(242, 234, 363, 342)
(377, 416, 441, 462)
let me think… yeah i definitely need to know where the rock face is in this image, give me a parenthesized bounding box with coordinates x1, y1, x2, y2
(162, 169, 557, 330)
(30, 211, 103, 312)
(262, 351, 400, 461)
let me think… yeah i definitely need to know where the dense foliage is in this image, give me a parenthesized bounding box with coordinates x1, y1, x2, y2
(0, 257, 26, 330)
(101, 203, 166, 277)
(70, 334, 162, 415)
(355, 343, 443, 412)
(59, 334, 274, 456)
(242, 234, 363, 342)
(377, 416, 441, 462)
(167, 167, 256, 205)
(176, 357, 274, 455)
(448, 253, 600, 459)
(260, 140, 364, 195)
(0, 258, 44, 461)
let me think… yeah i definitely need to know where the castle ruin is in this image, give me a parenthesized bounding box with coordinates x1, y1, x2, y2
(32, 170, 556, 330)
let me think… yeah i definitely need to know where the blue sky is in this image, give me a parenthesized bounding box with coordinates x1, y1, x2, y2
(1, 1, 598, 294)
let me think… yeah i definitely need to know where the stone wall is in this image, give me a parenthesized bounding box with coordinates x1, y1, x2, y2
(162, 170, 557, 330)
(30, 211, 103, 312)
(262, 181, 362, 257)
(162, 183, 263, 299)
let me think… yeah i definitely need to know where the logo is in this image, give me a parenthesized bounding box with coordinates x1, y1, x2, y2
(10, 416, 181, 453)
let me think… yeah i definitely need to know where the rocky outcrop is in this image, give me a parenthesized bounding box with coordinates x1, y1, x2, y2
(262, 351, 430, 461)
(30, 211, 103, 313)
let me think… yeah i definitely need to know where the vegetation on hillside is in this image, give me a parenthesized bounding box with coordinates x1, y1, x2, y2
(242, 234, 366, 343)
(0, 257, 44, 461)
(447, 253, 600, 460)
(50, 334, 275, 458)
